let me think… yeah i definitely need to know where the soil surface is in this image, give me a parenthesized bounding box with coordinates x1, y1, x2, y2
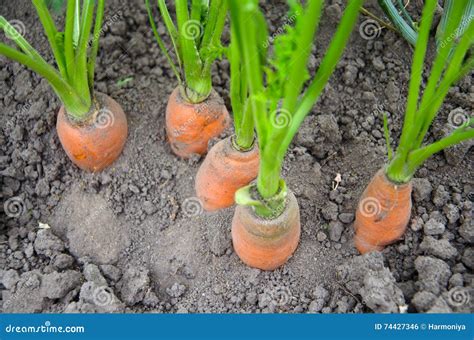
(1, 0, 472, 314)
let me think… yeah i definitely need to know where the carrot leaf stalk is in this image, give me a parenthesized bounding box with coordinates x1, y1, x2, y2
(227, 11, 266, 151)
(379, 0, 473, 53)
(385, 0, 473, 184)
(378, 0, 418, 46)
(0, 0, 105, 120)
(145, 0, 227, 104)
(231, 0, 363, 218)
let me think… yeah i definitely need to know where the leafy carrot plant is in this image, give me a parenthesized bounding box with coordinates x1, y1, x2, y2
(353, 0, 473, 254)
(145, 0, 227, 103)
(1, 0, 128, 172)
(231, 0, 363, 218)
(229, 0, 362, 270)
(0, 0, 105, 120)
(377, 0, 418, 45)
(384, 0, 473, 183)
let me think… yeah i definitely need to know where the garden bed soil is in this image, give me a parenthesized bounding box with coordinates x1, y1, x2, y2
(1, 0, 472, 313)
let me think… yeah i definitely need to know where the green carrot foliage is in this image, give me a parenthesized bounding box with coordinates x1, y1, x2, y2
(379, 0, 473, 51)
(0, 0, 105, 119)
(230, 0, 363, 218)
(145, 0, 227, 103)
(385, 0, 473, 183)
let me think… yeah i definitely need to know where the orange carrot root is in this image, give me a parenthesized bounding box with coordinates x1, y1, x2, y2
(195, 136, 259, 211)
(57, 93, 128, 172)
(354, 169, 412, 254)
(166, 86, 230, 158)
(231, 190, 301, 270)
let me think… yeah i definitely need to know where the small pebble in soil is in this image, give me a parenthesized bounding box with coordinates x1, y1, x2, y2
(317, 231, 327, 242)
(34, 229, 65, 257)
(1, 269, 20, 289)
(338, 213, 354, 224)
(119, 266, 151, 305)
(443, 204, 460, 224)
(423, 218, 445, 236)
(167, 283, 187, 298)
(412, 178, 432, 202)
(83, 264, 108, 286)
(432, 185, 450, 207)
(52, 253, 74, 270)
(329, 221, 344, 242)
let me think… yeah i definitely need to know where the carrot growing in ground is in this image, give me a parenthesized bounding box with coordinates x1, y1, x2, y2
(194, 21, 260, 211)
(145, 0, 230, 158)
(0, 0, 128, 172)
(230, 0, 363, 270)
(354, 0, 473, 253)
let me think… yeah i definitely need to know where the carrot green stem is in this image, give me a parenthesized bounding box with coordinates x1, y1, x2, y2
(32, 0, 67, 77)
(145, 0, 182, 84)
(278, 0, 364, 162)
(147, 0, 227, 103)
(0, 43, 90, 116)
(386, 0, 473, 184)
(378, 0, 418, 46)
(396, 0, 416, 30)
(176, 0, 206, 102)
(0, 17, 46, 61)
(0, 0, 105, 119)
(391, 0, 436, 176)
(73, 0, 94, 111)
(229, 28, 254, 151)
(231, 0, 363, 218)
(88, 0, 105, 90)
(436, 0, 473, 52)
(64, 0, 76, 79)
(408, 122, 474, 172)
